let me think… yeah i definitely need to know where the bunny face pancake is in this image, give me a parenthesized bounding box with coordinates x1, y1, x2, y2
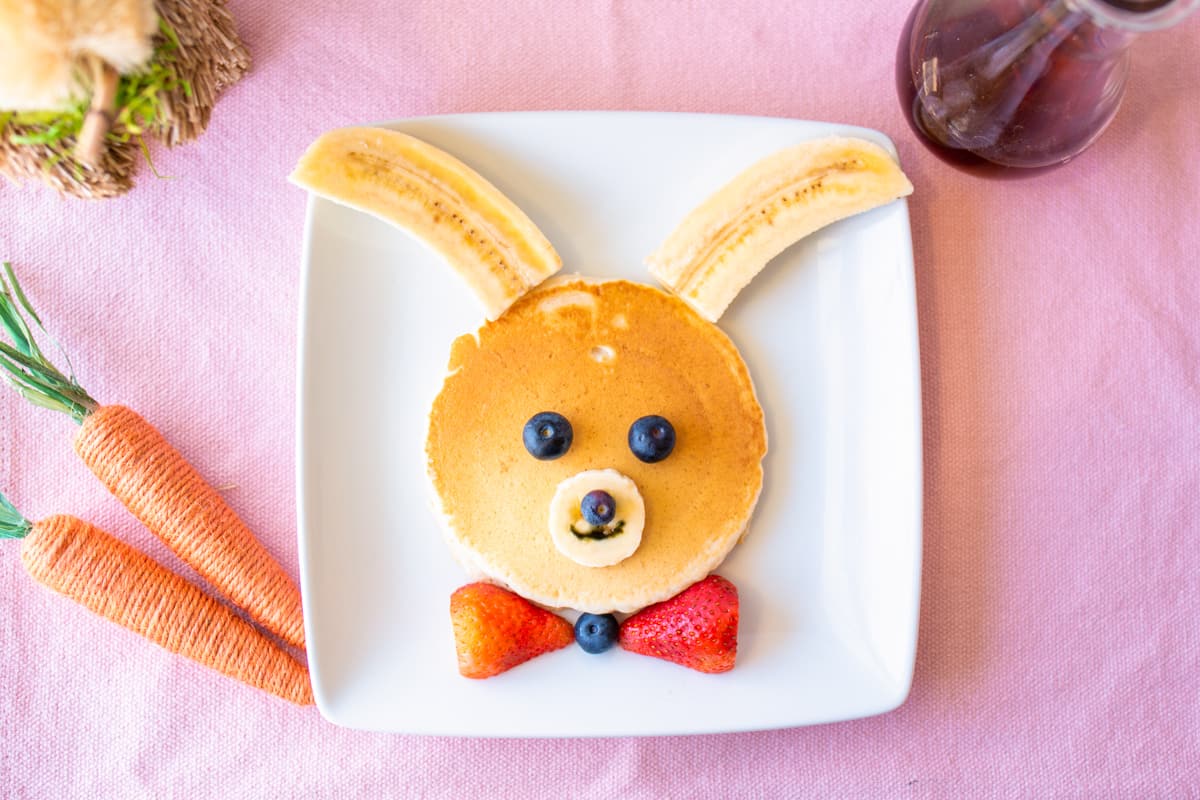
(426, 279, 766, 614)
(292, 126, 911, 640)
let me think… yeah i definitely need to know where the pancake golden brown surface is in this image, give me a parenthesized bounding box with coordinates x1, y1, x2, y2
(426, 278, 767, 613)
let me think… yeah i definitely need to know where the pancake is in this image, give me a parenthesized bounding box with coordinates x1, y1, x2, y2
(425, 278, 767, 613)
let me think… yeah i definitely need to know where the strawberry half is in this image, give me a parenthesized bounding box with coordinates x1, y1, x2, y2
(618, 575, 738, 673)
(450, 582, 574, 679)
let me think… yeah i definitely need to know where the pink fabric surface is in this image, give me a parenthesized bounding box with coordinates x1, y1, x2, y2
(2, 0, 1198, 796)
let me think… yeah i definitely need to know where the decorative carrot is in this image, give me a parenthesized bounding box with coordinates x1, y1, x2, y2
(0, 263, 306, 649)
(0, 492, 313, 705)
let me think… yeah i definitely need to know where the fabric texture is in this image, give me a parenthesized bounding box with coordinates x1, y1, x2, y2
(2, 0, 1199, 796)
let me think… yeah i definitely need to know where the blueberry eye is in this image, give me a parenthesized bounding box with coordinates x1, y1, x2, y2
(523, 411, 573, 460)
(628, 415, 676, 463)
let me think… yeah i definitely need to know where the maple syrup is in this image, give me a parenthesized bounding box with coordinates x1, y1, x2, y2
(897, 0, 1198, 173)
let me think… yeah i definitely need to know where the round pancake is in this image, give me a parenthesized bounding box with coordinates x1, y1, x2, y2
(425, 278, 767, 613)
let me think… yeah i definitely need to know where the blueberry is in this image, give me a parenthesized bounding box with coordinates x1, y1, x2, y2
(574, 613, 619, 654)
(580, 490, 616, 526)
(523, 412, 573, 460)
(628, 415, 676, 463)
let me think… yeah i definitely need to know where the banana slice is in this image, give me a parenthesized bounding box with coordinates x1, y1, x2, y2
(646, 136, 913, 322)
(547, 469, 645, 568)
(290, 127, 561, 320)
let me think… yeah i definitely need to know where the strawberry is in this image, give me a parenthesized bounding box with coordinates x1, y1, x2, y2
(450, 582, 574, 679)
(618, 575, 738, 673)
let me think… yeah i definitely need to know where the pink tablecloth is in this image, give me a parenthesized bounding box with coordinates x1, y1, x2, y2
(2, 0, 1198, 796)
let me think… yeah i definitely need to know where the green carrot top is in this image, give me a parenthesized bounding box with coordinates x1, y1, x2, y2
(0, 262, 97, 423)
(0, 491, 32, 539)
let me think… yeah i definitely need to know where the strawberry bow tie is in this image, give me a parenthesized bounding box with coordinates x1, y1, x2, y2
(450, 575, 739, 678)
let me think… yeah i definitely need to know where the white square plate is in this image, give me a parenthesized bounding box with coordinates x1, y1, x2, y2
(296, 112, 922, 736)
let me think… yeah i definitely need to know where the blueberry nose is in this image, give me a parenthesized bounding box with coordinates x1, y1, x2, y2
(580, 490, 616, 526)
(549, 469, 645, 568)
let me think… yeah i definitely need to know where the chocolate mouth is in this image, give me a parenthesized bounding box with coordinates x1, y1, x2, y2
(570, 519, 626, 541)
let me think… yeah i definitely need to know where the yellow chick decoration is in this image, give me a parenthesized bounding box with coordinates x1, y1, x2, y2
(0, 0, 249, 198)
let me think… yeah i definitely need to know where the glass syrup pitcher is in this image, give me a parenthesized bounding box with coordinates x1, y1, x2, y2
(897, 0, 1199, 172)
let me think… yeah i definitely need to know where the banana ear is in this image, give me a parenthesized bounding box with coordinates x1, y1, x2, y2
(645, 137, 913, 322)
(291, 127, 561, 320)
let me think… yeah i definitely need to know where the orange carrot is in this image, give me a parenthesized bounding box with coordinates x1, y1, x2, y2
(0, 264, 306, 649)
(74, 405, 306, 649)
(4, 504, 312, 705)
